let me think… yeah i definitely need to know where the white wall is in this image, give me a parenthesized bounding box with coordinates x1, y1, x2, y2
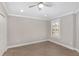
(50, 14, 74, 49)
(76, 12, 79, 51)
(7, 16, 50, 46)
(60, 14, 74, 48)
(0, 15, 7, 55)
(0, 3, 7, 56)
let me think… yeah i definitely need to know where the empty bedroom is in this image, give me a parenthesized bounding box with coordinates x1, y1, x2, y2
(0, 1, 79, 56)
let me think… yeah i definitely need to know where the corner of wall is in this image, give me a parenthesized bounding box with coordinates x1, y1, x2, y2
(0, 47, 8, 56)
(48, 39, 74, 50)
(8, 39, 47, 49)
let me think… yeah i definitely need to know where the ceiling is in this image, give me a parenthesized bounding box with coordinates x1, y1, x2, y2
(3, 2, 79, 20)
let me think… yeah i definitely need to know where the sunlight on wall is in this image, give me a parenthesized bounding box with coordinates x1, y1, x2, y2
(51, 19, 60, 39)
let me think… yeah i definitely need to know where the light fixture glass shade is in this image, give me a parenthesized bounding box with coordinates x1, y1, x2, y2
(20, 10, 23, 12)
(38, 4, 44, 8)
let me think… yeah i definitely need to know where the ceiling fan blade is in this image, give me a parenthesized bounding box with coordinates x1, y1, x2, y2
(29, 5, 37, 8)
(44, 4, 52, 7)
(43, 2, 53, 7)
(28, 2, 40, 8)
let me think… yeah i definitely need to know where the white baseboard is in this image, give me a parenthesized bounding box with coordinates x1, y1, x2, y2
(7, 39, 79, 54)
(74, 48, 79, 52)
(0, 48, 8, 56)
(48, 39, 74, 50)
(8, 40, 47, 49)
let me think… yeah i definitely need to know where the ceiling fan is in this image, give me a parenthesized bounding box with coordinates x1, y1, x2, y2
(28, 2, 52, 10)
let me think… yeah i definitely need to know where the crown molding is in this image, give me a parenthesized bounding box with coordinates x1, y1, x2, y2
(1, 2, 8, 15)
(2, 2, 79, 21)
(0, 9, 7, 18)
(52, 8, 79, 20)
(52, 11, 74, 20)
(74, 8, 79, 14)
(1, 2, 51, 21)
(8, 13, 50, 21)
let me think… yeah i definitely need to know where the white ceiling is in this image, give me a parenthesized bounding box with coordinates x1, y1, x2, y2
(3, 2, 79, 20)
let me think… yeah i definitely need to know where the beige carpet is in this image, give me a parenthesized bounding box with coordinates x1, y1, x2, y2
(3, 41, 79, 56)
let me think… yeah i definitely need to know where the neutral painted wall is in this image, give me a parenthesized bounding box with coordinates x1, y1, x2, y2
(0, 3, 7, 55)
(76, 12, 79, 51)
(0, 15, 7, 55)
(50, 14, 74, 49)
(60, 14, 74, 47)
(7, 16, 50, 46)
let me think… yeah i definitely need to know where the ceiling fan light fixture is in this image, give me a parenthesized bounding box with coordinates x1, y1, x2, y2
(20, 10, 24, 12)
(38, 4, 44, 8)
